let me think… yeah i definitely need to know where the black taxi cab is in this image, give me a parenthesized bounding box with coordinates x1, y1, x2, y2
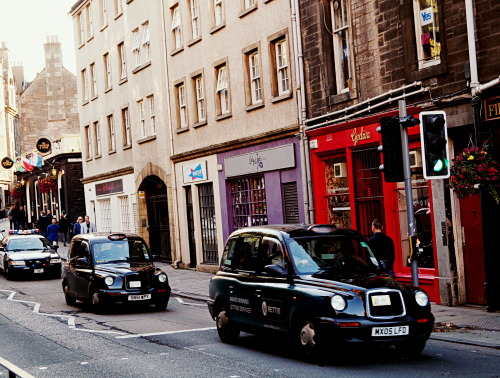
(62, 232, 170, 312)
(0, 229, 62, 280)
(208, 225, 434, 358)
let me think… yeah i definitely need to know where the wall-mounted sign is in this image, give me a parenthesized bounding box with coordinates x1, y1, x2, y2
(1, 157, 14, 169)
(224, 144, 295, 178)
(36, 138, 52, 154)
(484, 96, 500, 121)
(183, 161, 208, 183)
(67, 158, 83, 163)
(138, 190, 145, 199)
(95, 179, 123, 196)
(351, 127, 372, 146)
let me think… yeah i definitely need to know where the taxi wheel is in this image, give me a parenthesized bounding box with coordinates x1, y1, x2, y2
(216, 307, 240, 343)
(397, 340, 426, 359)
(90, 291, 106, 313)
(155, 298, 169, 311)
(63, 284, 76, 306)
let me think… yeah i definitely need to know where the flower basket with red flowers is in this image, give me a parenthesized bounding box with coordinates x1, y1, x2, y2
(39, 176, 58, 194)
(449, 144, 500, 204)
(11, 183, 25, 201)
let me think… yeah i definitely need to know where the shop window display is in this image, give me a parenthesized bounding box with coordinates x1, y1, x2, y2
(325, 158, 351, 228)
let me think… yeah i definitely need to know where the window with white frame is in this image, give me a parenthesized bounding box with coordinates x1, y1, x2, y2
(171, 5, 182, 50)
(214, 0, 224, 27)
(177, 83, 188, 128)
(216, 64, 230, 115)
(98, 198, 112, 233)
(118, 42, 127, 80)
(107, 114, 116, 151)
(275, 39, 290, 95)
(138, 99, 145, 138)
(132, 28, 141, 67)
(142, 22, 151, 62)
(86, 3, 93, 39)
(94, 120, 102, 157)
(90, 63, 98, 98)
(104, 53, 112, 90)
(249, 51, 262, 104)
(194, 75, 206, 123)
(122, 107, 131, 146)
(189, 0, 200, 40)
(100, 0, 108, 28)
(413, 0, 441, 69)
(114, 0, 123, 15)
(78, 12, 85, 45)
(244, 0, 256, 9)
(330, 0, 353, 94)
(148, 95, 156, 134)
(85, 125, 92, 159)
(81, 68, 89, 103)
(119, 196, 131, 232)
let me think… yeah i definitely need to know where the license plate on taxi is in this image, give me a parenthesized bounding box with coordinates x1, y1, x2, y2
(128, 294, 151, 301)
(372, 325, 409, 337)
(34, 268, 44, 274)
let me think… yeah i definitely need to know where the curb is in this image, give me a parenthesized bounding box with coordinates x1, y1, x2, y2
(430, 334, 500, 349)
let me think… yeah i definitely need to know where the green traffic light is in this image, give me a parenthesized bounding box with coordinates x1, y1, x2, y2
(432, 158, 449, 172)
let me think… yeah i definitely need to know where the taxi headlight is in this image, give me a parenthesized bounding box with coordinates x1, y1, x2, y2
(158, 273, 167, 283)
(9, 260, 25, 266)
(104, 276, 114, 286)
(331, 294, 347, 311)
(415, 290, 429, 307)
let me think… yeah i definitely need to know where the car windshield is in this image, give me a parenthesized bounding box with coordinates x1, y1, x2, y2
(92, 240, 151, 264)
(286, 236, 381, 275)
(8, 237, 52, 251)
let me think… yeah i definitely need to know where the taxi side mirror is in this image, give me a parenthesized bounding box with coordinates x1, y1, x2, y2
(76, 257, 91, 267)
(264, 264, 287, 277)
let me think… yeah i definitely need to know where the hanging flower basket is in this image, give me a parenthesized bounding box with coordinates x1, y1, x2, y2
(449, 144, 500, 204)
(11, 184, 25, 201)
(39, 176, 58, 194)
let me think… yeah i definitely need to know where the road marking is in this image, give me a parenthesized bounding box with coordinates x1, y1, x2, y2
(174, 297, 206, 307)
(116, 326, 216, 339)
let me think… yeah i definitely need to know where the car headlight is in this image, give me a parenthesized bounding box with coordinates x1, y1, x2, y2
(158, 273, 167, 283)
(104, 276, 114, 286)
(50, 258, 62, 264)
(415, 290, 429, 306)
(331, 294, 347, 311)
(9, 260, 25, 266)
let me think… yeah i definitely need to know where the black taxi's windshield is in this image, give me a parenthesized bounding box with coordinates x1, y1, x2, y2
(92, 240, 151, 264)
(8, 237, 52, 251)
(286, 236, 380, 275)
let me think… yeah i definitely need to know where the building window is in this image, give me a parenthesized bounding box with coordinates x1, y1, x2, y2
(132, 28, 141, 68)
(90, 62, 98, 98)
(98, 198, 112, 232)
(230, 176, 267, 230)
(215, 64, 230, 116)
(244, 0, 256, 9)
(78, 12, 85, 45)
(330, 0, 353, 94)
(94, 120, 102, 157)
(413, 0, 441, 69)
(100, 0, 108, 28)
(325, 157, 351, 228)
(247, 50, 262, 105)
(86, 3, 94, 39)
(104, 53, 112, 90)
(118, 42, 127, 80)
(198, 183, 218, 264)
(81, 68, 89, 103)
(119, 196, 131, 232)
(189, 0, 200, 40)
(138, 99, 145, 138)
(176, 82, 188, 128)
(213, 0, 224, 27)
(122, 107, 131, 147)
(171, 5, 182, 50)
(275, 39, 290, 95)
(114, 0, 123, 16)
(194, 75, 206, 123)
(107, 114, 116, 152)
(142, 22, 151, 62)
(148, 95, 156, 135)
(85, 125, 92, 159)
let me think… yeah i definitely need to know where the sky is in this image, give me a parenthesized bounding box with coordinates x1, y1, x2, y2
(0, 0, 77, 82)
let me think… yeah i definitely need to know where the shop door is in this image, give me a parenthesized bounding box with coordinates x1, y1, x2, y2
(185, 186, 197, 267)
(199, 183, 218, 264)
(352, 148, 384, 238)
(459, 194, 486, 304)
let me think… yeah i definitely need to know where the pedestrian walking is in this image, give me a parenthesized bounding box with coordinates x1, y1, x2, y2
(368, 219, 395, 278)
(18, 205, 27, 230)
(36, 211, 51, 237)
(10, 204, 22, 230)
(46, 218, 60, 246)
(8, 205, 14, 230)
(72, 216, 84, 236)
(59, 211, 70, 246)
(81, 215, 97, 233)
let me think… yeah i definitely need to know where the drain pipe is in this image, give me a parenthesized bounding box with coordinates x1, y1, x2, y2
(291, 0, 314, 223)
(465, 0, 479, 88)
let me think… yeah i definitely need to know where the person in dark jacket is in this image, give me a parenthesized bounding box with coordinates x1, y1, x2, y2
(368, 219, 395, 277)
(46, 218, 60, 246)
(59, 212, 70, 246)
(36, 211, 51, 237)
(72, 216, 84, 236)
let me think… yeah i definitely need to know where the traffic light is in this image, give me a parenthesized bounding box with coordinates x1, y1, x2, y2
(419, 111, 450, 179)
(377, 116, 404, 182)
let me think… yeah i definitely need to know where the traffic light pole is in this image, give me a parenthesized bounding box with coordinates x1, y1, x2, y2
(399, 100, 419, 287)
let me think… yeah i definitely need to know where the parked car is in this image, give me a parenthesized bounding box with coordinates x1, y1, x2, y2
(62, 232, 170, 312)
(0, 229, 62, 280)
(208, 224, 434, 359)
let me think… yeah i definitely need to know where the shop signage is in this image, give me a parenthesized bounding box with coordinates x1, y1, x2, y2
(96, 179, 123, 196)
(183, 161, 208, 183)
(351, 127, 371, 146)
(1, 157, 14, 169)
(484, 96, 500, 121)
(36, 138, 52, 154)
(68, 158, 82, 163)
(224, 144, 295, 178)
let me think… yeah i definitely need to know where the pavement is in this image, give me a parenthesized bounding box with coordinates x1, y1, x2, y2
(1, 218, 499, 350)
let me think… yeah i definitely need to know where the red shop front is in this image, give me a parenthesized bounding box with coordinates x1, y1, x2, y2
(307, 109, 441, 303)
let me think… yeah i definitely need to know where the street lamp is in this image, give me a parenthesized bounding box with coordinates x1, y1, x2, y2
(51, 167, 57, 176)
(20, 178, 25, 185)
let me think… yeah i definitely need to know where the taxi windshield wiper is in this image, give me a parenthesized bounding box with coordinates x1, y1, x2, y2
(105, 259, 128, 263)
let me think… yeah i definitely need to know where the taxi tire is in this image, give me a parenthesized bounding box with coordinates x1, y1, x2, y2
(397, 340, 426, 359)
(155, 298, 169, 311)
(90, 291, 106, 313)
(216, 307, 240, 343)
(63, 284, 76, 306)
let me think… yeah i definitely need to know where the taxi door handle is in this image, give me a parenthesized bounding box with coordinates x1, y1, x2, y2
(255, 289, 262, 298)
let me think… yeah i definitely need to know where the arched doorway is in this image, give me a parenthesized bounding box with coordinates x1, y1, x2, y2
(140, 175, 172, 263)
